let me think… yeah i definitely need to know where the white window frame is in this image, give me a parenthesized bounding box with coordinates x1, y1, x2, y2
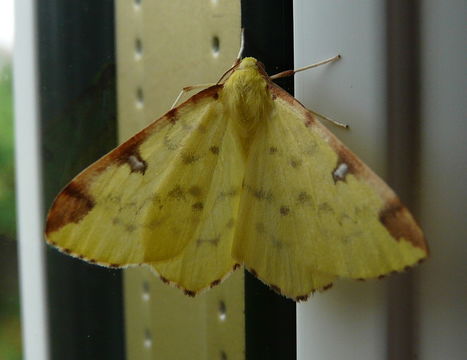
(14, 1, 49, 360)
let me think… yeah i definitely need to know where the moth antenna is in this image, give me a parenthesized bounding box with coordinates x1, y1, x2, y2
(215, 28, 245, 85)
(270, 54, 347, 128)
(172, 29, 246, 107)
(309, 109, 349, 129)
(270, 55, 341, 80)
(236, 28, 245, 61)
(170, 83, 216, 109)
(216, 65, 236, 85)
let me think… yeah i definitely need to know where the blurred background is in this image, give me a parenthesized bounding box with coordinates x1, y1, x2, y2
(0, 0, 22, 359)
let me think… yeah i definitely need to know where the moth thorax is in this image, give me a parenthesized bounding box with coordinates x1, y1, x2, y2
(223, 67, 273, 144)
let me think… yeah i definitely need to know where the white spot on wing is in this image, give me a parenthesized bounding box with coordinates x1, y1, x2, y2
(333, 162, 348, 181)
(128, 155, 145, 172)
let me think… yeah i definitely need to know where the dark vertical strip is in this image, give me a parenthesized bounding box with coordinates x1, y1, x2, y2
(241, 1, 296, 359)
(385, 2, 420, 359)
(38, 2, 125, 360)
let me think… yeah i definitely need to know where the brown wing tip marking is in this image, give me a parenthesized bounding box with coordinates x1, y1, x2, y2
(379, 200, 427, 251)
(46, 182, 95, 234)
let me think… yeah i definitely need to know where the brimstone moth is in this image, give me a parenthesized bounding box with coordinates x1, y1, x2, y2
(45, 56, 428, 301)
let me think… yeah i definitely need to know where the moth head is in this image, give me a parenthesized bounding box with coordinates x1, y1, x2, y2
(238, 57, 258, 70)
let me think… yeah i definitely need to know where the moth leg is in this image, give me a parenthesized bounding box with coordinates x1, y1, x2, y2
(171, 83, 216, 109)
(270, 54, 341, 80)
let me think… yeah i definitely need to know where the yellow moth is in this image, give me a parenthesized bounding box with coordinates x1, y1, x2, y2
(45, 56, 428, 301)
